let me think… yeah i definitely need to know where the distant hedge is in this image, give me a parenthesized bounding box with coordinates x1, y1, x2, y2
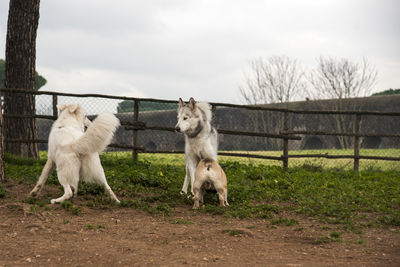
(117, 100, 177, 113)
(372, 88, 400, 96)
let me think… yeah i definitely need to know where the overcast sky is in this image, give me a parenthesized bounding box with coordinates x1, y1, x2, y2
(1, 0, 399, 105)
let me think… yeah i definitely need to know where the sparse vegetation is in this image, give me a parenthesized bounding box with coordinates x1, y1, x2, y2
(270, 217, 298, 226)
(0, 183, 5, 198)
(3, 151, 400, 233)
(86, 224, 95, 229)
(170, 219, 194, 225)
(313, 232, 342, 244)
(61, 200, 82, 216)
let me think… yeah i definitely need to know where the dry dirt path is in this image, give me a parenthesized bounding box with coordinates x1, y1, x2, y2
(1, 180, 399, 266)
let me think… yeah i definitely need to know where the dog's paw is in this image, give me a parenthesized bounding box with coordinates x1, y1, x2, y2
(180, 190, 194, 199)
(50, 199, 57, 204)
(29, 186, 41, 197)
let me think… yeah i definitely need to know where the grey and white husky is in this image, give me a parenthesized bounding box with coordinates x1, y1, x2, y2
(175, 98, 218, 195)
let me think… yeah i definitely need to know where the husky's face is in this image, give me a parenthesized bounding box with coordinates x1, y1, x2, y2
(175, 98, 203, 136)
(57, 104, 86, 131)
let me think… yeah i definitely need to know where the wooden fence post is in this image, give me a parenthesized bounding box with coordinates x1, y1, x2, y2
(211, 104, 217, 122)
(282, 111, 289, 169)
(52, 94, 58, 118)
(353, 114, 361, 172)
(132, 100, 139, 162)
(0, 98, 5, 181)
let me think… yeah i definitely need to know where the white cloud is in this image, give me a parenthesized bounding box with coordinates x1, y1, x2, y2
(39, 67, 144, 97)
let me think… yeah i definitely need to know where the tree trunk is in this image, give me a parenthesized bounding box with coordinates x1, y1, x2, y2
(4, 0, 41, 159)
(0, 99, 5, 182)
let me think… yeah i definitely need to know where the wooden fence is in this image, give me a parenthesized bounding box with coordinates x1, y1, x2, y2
(2, 88, 400, 171)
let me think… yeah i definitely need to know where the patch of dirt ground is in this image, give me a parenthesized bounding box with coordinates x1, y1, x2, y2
(0, 180, 399, 267)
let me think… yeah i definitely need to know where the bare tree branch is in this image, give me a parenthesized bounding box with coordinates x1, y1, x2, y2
(239, 55, 306, 105)
(307, 56, 378, 148)
(308, 56, 378, 100)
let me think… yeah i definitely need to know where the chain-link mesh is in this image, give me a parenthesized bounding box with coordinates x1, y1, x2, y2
(3, 91, 393, 171)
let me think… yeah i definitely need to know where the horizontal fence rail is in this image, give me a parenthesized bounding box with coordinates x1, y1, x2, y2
(281, 130, 400, 138)
(2, 88, 400, 116)
(1, 88, 400, 171)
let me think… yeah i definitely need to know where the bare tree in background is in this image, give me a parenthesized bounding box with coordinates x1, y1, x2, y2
(4, 0, 41, 158)
(309, 56, 377, 100)
(240, 55, 306, 105)
(239, 56, 306, 150)
(309, 56, 378, 148)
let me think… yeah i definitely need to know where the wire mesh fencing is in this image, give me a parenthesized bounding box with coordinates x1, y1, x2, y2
(2, 88, 400, 171)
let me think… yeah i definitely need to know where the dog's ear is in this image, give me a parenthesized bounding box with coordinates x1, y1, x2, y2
(188, 97, 196, 111)
(84, 117, 92, 127)
(57, 104, 68, 111)
(67, 104, 80, 114)
(178, 98, 184, 108)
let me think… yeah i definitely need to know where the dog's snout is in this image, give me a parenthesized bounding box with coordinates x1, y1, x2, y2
(175, 126, 181, 132)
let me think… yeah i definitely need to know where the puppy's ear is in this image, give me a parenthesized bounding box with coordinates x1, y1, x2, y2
(178, 98, 184, 108)
(188, 97, 196, 111)
(68, 104, 80, 114)
(57, 104, 67, 111)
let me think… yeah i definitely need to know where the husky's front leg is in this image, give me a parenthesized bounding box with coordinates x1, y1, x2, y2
(180, 165, 190, 195)
(188, 164, 197, 195)
(181, 157, 197, 196)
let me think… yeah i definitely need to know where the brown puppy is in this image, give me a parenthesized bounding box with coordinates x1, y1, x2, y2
(193, 158, 228, 209)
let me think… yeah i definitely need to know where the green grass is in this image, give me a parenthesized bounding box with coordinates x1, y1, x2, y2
(86, 224, 95, 229)
(313, 232, 343, 244)
(170, 219, 194, 225)
(270, 217, 298, 226)
(111, 149, 400, 171)
(3, 150, 400, 231)
(61, 200, 82, 215)
(219, 149, 400, 171)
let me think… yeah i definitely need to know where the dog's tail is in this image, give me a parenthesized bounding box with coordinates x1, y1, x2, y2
(206, 163, 212, 171)
(203, 158, 213, 171)
(70, 113, 120, 155)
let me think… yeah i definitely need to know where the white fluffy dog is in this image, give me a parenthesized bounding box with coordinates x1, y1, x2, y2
(30, 104, 120, 204)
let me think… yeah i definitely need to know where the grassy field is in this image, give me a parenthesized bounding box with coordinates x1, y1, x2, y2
(140, 148, 400, 171)
(2, 149, 400, 233)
